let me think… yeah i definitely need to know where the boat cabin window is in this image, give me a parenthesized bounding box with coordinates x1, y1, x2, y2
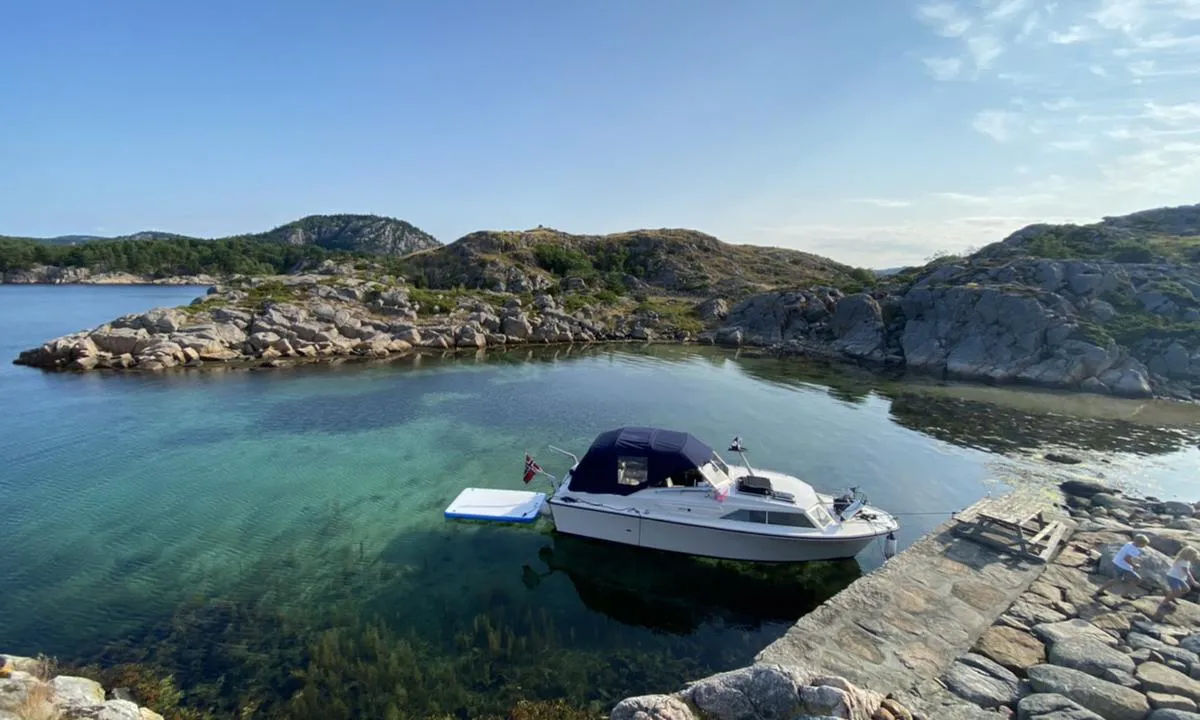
(722, 509, 767, 524)
(666, 467, 705, 488)
(720, 510, 816, 527)
(617, 456, 648, 486)
(768, 511, 815, 528)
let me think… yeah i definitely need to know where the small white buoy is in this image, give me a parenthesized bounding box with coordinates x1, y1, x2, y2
(884, 531, 898, 560)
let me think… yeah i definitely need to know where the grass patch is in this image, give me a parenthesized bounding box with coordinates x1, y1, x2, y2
(180, 297, 226, 315)
(634, 298, 706, 333)
(406, 287, 519, 315)
(1094, 289, 1200, 345)
(1073, 320, 1113, 346)
(1002, 222, 1200, 263)
(560, 291, 625, 314)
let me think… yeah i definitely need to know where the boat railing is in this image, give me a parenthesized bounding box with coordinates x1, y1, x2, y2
(548, 445, 579, 466)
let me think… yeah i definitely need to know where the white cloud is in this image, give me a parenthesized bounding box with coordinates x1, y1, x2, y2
(1143, 101, 1200, 124)
(917, 2, 973, 37)
(904, 0, 1200, 236)
(762, 1, 1200, 268)
(972, 109, 1022, 141)
(967, 34, 1005, 68)
(935, 192, 992, 204)
(1049, 25, 1096, 43)
(1047, 138, 1093, 151)
(923, 56, 964, 80)
(988, 0, 1030, 21)
(847, 198, 913, 208)
(1042, 97, 1079, 110)
(1089, 0, 1149, 32)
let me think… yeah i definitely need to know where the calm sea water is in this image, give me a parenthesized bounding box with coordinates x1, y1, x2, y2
(3, 285, 1199, 718)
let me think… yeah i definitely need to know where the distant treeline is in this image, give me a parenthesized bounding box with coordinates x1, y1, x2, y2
(0, 237, 368, 276)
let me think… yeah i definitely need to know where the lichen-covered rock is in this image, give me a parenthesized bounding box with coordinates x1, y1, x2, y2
(1139, 662, 1200, 703)
(682, 663, 814, 719)
(0, 655, 164, 720)
(609, 694, 697, 720)
(1031, 619, 1117, 648)
(1047, 635, 1135, 679)
(941, 653, 1020, 708)
(974, 624, 1047, 673)
(1017, 692, 1104, 720)
(1027, 664, 1150, 720)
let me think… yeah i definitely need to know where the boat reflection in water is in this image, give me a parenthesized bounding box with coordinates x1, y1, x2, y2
(520, 530, 863, 636)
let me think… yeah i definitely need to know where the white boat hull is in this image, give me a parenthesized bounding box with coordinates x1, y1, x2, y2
(548, 499, 881, 562)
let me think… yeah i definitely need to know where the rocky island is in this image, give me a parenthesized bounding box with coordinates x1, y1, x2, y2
(7, 203, 1200, 402)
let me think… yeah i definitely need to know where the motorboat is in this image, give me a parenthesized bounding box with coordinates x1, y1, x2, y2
(529, 426, 900, 563)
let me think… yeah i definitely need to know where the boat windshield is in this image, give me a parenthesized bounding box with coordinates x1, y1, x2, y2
(810, 504, 835, 528)
(710, 453, 731, 478)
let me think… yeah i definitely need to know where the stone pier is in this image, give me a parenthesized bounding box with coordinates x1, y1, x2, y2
(756, 503, 1052, 713)
(613, 493, 1067, 720)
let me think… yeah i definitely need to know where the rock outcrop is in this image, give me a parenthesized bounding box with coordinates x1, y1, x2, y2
(708, 256, 1200, 400)
(610, 663, 906, 720)
(12, 275, 689, 372)
(0, 654, 163, 720)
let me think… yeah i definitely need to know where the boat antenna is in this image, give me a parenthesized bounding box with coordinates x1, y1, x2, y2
(728, 436, 756, 477)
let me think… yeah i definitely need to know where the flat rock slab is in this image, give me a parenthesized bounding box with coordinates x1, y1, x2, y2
(1139, 662, 1200, 703)
(1010, 598, 1070, 626)
(1017, 692, 1104, 720)
(1048, 635, 1135, 678)
(758, 506, 1047, 695)
(1131, 597, 1200, 629)
(974, 625, 1046, 674)
(1130, 632, 1200, 666)
(942, 653, 1020, 708)
(1027, 664, 1151, 720)
(1033, 619, 1118, 648)
(1149, 692, 1199, 712)
(1149, 711, 1200, 720)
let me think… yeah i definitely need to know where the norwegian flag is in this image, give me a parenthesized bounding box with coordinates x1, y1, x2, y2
(523, 454, 542, 484)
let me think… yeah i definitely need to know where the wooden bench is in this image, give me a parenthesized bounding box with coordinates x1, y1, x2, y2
(951, 493, 1070, 563)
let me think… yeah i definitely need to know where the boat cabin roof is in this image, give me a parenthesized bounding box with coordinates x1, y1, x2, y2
(567, 426, 717, 496)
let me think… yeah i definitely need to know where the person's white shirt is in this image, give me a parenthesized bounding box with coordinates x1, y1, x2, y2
(1113, 542, 1142, 571)
(1169, 558, 1192, 581)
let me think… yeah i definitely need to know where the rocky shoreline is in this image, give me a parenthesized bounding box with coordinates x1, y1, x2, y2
(1, 264, 217, 286)
(717, 257, 1200, 402)
(11, 273, 690, 373)
(0, 655, 163, 720)
(11, 255, 1200, 404)
(612, 480, 1200, 720)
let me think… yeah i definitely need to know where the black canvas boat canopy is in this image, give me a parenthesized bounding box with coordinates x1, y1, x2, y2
(566, 426, 716, 496)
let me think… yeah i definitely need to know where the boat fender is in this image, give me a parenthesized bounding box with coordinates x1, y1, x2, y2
(884, 531, 898, 560)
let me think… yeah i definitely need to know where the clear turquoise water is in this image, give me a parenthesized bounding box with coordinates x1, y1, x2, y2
(3, 285, 1199, 718)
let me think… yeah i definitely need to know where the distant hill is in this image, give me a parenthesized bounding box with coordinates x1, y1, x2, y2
(233, 214, 439, 257)
(10, 214, 440, 257)
(973, 203, 1200, 264)
(399, 226, 874, 297)
(0, 214, 440, 278)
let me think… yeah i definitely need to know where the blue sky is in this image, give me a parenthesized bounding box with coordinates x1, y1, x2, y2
(2, 0, 1198, 267)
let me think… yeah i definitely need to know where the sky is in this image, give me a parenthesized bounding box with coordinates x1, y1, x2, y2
(1, 0, 1198, 268)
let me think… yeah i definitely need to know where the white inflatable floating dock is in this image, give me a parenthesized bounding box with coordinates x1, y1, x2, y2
(444, 487, 547, 524)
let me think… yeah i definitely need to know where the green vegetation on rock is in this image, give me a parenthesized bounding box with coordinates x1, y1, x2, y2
(975, 203, 1200, 264)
